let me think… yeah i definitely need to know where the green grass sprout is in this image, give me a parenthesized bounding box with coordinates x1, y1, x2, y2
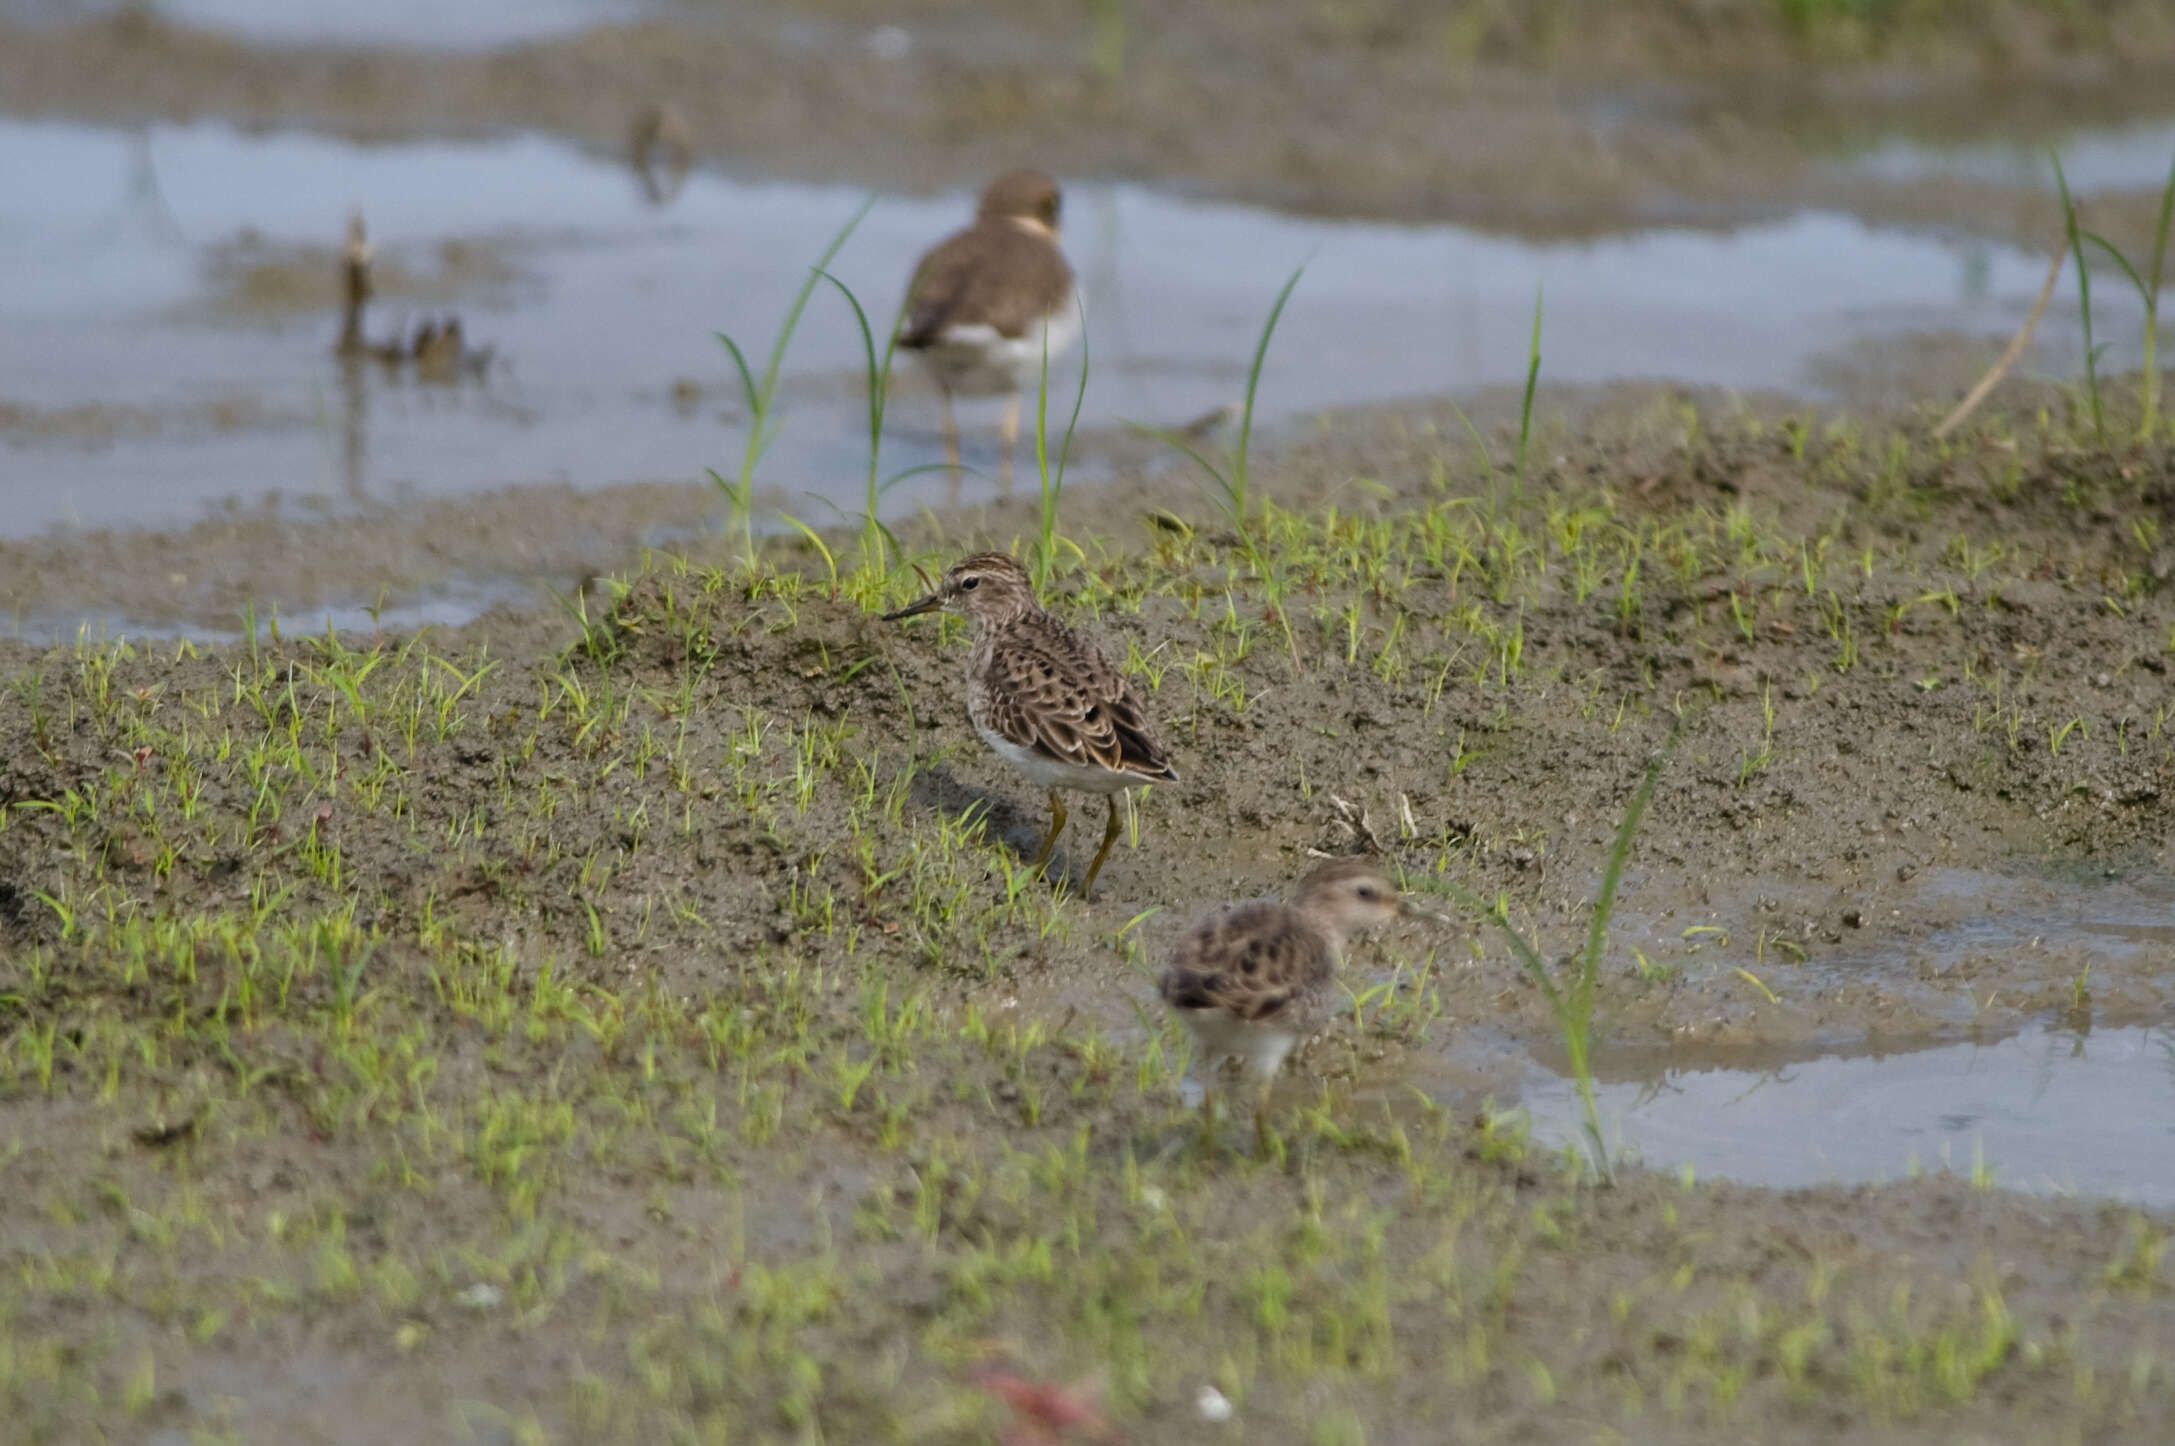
(712, 197, 875, 567)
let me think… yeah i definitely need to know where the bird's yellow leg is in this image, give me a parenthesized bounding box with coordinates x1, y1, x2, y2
(998, 392, 1021, 490)
(1028, 788, 1066, 871)
(1080, 792, 1124, 896)
(939, 390, 961, 471)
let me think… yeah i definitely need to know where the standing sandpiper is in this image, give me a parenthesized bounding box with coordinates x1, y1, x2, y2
(897, 169, 1079, 480)
(883, 553, 1175, 896)
(1159, 857, 1408, 1151)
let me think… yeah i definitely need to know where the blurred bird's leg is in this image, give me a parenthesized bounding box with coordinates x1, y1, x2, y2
(939, 390, 963, 503)
(998, 391, 1021, 490)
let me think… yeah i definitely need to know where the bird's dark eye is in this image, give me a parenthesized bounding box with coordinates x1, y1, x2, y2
(960, 576, 980, 591)
(1358, 887, 1378, 901)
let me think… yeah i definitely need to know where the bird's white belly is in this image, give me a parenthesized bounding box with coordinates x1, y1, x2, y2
(976, 724, 1134, 793)
(918, 299, 1081, 398)
(1181, 1009, 1300, 1084)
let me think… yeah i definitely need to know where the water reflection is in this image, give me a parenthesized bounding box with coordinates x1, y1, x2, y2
(628, 103, 693, 209)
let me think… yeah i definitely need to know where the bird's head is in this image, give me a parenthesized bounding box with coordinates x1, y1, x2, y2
(882, 552, 1039, 628)
(976, 169, 1062, 237)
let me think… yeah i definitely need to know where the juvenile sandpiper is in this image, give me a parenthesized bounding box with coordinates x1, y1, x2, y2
(883, 552, 1174, 897)
(1160, 857, 1410, 1152)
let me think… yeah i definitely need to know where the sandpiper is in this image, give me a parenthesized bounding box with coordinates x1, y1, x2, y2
(897, 169, 1079, 480)
(882, 552, 1175, 896)
(1159, 857, 1408, 1151)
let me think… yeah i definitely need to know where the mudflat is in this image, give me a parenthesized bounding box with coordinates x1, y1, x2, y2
(4, 377, 2173, 1442)
(4, 2, 2175, 1441)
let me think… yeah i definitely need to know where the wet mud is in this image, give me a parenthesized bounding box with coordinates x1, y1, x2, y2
(4, 4, 2175, 1442)
(4, 380, 2174, 1441)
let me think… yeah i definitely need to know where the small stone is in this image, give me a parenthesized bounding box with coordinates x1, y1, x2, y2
(1197, 1385, 1234, 1423)
(456, 1283, 502, 1311)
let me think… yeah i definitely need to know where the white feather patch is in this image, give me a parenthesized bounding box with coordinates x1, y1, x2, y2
(915, 297, 1081, 398)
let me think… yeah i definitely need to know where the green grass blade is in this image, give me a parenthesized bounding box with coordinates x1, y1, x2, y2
(1428, 876, 1565, 1015)
(1233, 264, 1307, 518)
(1516, 286, 1543, 482)
(2143, 152, 2175, 440)
(1052, 297, 1091, 496)
(1448, 401, 1495, 475)
(776, 511, 839, 593)
(2149, 150, 2175, 300)
(715, 332, 761, 415)
(877, 462, 962, 494)
(1580, 745, 1669, 981)
(862, 515, 906, 572)
(709, 196, 875, 563)
(817, 270, 883, 449)
(2080, 232, 2151, 304)
(2052, 150, 2104, 444)
(762, 197, 874, 401)
(1031, 330, 1057, 588)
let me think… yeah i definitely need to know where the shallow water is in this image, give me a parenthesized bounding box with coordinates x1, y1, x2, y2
(1516, 1024, 2175, 1207)
(0, 0, 652, 49)
(1851, 117, 2175, 196)
(1492, 867, 2175, 1207)
(2, 117, 2084, 542)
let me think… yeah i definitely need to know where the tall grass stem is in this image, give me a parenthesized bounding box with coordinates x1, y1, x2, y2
(1516, 287, 1543, 484)
(1029, 300, 1092, 591)
(2051, 153, 2105, 446)
(712, 198, 874, 567)
(1428, 745, 1669, 1182)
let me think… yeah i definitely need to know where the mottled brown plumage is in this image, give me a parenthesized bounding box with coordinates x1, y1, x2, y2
(1160, 858, 1405, 1151)
(883, 552, 1174, 895)
(897, 171, 1078, 477)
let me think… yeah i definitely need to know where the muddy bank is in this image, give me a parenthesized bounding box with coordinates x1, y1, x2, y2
(4, 8, 2175, 244)
(0, 475, 721, 637)
(3, 380, 2175, 1441)
(6, 369, 2174, 1078)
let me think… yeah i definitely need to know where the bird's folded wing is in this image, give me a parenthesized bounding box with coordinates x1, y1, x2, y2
(1159, 903, 1329, 1022)
(982, 627, 1177, 782)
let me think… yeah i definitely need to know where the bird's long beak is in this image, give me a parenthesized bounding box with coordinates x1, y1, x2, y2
(882, 592, 943, 622)
(1397, 895, 1453, 924)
